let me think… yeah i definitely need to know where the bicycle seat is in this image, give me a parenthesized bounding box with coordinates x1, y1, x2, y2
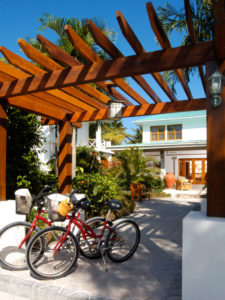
(70, 194, 91, 210)
(106, 200, 122, 211)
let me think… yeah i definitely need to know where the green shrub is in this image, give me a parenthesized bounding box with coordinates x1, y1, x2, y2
(140, 174, 165, 192)
(72, 172, 122, 217)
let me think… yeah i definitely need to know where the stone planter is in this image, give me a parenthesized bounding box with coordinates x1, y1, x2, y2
(164, 172, 176, 189)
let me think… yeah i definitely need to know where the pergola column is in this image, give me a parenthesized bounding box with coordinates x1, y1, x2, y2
(0, 104, 7, 200)
(58, 117, 72, 194)
(206, 61, 225, 217)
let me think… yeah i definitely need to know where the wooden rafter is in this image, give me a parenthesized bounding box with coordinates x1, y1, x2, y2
(65, 25, 149, 105)
(146, 1, 193, 100)
(87, 19, 161, 103)
(0, 103, 7, 200)
(35, 35, 131, 106)
(0, 41, 216, 99)
(0, 56, 85, 113)
(17, 40, 107, 110)
(116, 10, 177, 102)
(70, 98, 206, 122)
(184, 0, 206, 93)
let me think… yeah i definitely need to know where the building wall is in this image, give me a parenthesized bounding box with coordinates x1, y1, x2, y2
(143, 148, 206, 177)
(164, 148, 207, 177)
(142, 114, 206, 143)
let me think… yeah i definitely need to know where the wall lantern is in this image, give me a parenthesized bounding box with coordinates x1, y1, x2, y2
(108, 100, 123, 120)
(208, 70, 225, 108)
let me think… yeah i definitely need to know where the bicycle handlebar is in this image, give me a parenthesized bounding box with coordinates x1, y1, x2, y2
(32, 185, 56, 205)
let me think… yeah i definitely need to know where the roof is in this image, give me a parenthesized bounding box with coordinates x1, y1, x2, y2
(133, 110, 206, 124)
(107, 139, 207, 151)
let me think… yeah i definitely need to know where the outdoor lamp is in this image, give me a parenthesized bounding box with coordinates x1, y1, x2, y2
(208, 70, 225, 108)
(108, 99, 123, 120)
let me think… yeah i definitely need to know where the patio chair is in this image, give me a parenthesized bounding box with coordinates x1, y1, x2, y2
(130, 183, 150, 201)
(176, 176, 193, 190)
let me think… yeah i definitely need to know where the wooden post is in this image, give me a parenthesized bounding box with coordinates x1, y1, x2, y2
(72, 126, 76, 179)
(206, 61, 225, 217)
(0, 104, 7, 200)
(58, 118, 72, 194)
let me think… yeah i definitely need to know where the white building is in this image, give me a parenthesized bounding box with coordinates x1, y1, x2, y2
(107, 110, 207, 184)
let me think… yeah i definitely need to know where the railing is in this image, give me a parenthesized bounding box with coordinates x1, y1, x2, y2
(88, 139, 111, 149)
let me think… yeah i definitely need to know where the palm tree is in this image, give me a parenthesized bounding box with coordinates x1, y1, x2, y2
(29, 13, 116, 63)
(107, 148, 161, 189)
(101, 121, 131, 145)
(157, 0, 216, 90)
(127, 126, 143, 144)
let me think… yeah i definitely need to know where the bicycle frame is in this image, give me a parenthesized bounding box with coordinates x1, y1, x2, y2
(18, 209, 52, 248)
(53, 210, 113, 255)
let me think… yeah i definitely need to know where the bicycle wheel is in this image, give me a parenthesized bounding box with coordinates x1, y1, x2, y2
(26, 226, 79, 279)
(0, 221, 40, 270)
(105, 219, 140, 263)
(77, 217, 112, 259)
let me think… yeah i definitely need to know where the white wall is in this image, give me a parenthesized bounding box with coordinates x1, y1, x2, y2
(141, 115, 206, 144)
(77, 122, 89, 146)
(183, 211, 225, 300)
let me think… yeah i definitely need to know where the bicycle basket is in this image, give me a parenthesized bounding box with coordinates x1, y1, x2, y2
(46, 193, 67, 222)
(15, 189, 33, 215)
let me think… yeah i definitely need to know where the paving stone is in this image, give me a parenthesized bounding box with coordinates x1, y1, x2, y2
(0, 198, 200, 300)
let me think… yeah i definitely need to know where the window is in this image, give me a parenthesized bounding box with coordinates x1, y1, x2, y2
(167, 124, 182, 140)
(150, 126, 165, 141)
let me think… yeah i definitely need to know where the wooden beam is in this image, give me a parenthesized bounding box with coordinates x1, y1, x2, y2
(36, 35, 112, 105)
(184, 0, 206, 93)
(58, 118, 72, 194)
(34, 37, 132, 105)
(146, 2, 193, 100)
(70, 98, 206, 122)
(87, 19, 160, 103)
(0, 54, 85, 112)
(41, 117, 82, 128)
(0, 42, 216, 99)
(214, 0, 225, 60)
(206, 61, 225, 217)
(17, 40, 106, 110)
(65, 25, 147, 105)
(7, 94, 68, 121)
(116, 10, 177, 102)
(0, 103, 7, 200)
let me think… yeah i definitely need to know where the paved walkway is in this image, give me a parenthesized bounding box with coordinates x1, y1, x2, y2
(0, 198, 201, 300)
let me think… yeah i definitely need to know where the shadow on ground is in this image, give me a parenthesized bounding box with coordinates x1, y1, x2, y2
(0, 199, 200, 300)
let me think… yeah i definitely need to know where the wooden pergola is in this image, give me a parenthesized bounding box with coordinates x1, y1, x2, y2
(0, 0, 224, 217)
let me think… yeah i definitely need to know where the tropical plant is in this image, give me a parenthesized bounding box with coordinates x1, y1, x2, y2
(157, 0, 217, 90)
(27, 13, 116, 64)
(101, 121, 131, 145)
(107, 148, 161, 190)
(76, 146, 101, 173)
(6, 107, 57, 197)
(72, 172, 122, 217)
(127, 125, 143, 144)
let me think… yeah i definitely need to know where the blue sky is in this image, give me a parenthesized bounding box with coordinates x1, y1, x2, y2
(0, 0, 205, 134)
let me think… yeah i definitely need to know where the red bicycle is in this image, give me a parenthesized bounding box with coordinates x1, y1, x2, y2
(26, 195, 140, 280)
(0, 185, 67, 271)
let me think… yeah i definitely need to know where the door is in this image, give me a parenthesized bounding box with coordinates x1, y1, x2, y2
(179, 158, 207, 184)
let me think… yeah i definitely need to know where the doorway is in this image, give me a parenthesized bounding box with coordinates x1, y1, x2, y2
(178, 158, 207, 184)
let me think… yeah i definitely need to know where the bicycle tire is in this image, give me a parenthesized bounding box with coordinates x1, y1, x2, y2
(77, 217, 112, 259)
(105, 219, 140, 263)
(26, 226, 79, 279)
(0, 221, 40, 270)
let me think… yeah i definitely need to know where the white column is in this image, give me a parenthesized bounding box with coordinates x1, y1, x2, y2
(182, 210, 225, 300)
(96, 122, 102, 150)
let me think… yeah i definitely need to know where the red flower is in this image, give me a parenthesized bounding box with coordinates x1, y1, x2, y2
(81, 181, 85, 184)
(92, 152, 97, 156)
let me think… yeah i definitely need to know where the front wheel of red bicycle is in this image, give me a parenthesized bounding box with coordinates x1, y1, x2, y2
(26, 226, 79, 279)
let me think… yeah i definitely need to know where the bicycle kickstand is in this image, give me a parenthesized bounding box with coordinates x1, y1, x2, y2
(101, 251, 108, 272)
